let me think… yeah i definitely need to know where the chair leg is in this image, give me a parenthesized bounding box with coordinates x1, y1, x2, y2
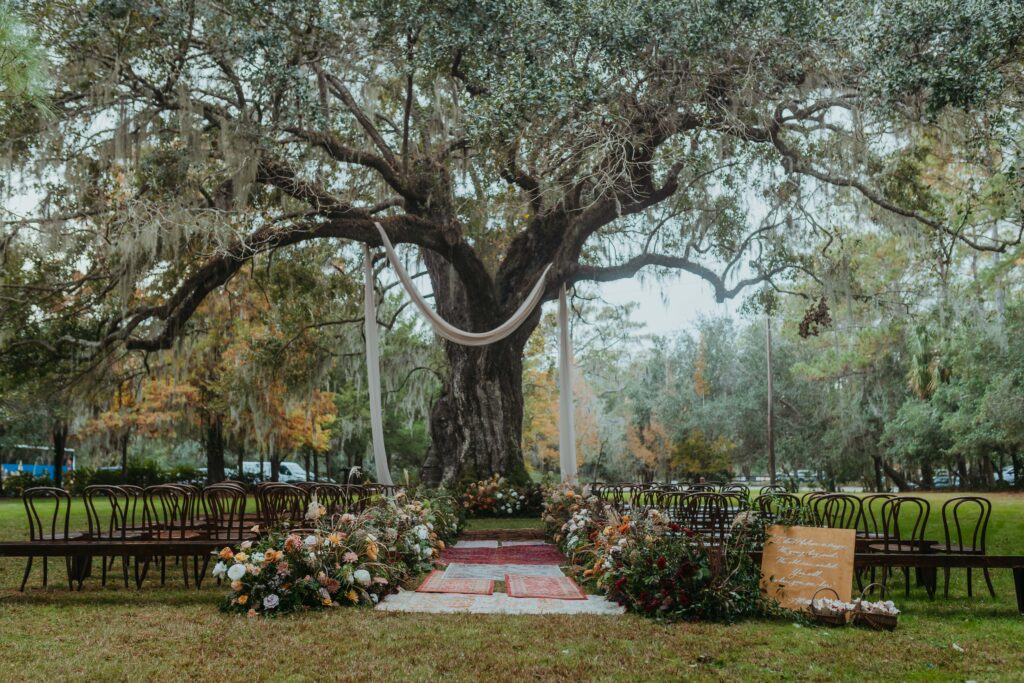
(967, 568, 974, 598)
(181, 556, 190, 588)
(121, 556, 130, 588)
(20, 556, 33, 591)
(983, 568, 996, 598)
(101, 555, 108, 586)
(160, 556, 166, 586)
(903, 567, 911, 597)
(65, 557, 74, 591)
(943, 567, 950, 598)
(42, 556, 48, 588)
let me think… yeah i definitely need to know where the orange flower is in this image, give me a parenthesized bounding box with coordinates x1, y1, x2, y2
(218, 547, 234, 560)
(237, 595, 248, 605)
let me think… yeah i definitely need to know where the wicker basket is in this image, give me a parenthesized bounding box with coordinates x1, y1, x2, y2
(852, 583, 898, 631)
(808, 587, 850, 627)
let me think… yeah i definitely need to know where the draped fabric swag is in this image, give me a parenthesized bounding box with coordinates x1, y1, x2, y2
(363, 222, 578, 485)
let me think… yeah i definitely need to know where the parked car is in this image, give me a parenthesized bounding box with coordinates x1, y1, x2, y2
(241, 460, 309, 483)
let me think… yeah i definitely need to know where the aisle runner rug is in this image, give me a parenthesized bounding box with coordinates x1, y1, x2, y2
(440, 547, 500, 565)
(494, 545, 565, 565)
(500, 540, 549, 546)
(416, 570, 494, 595)
(377, 589, 625, 615)
(443, 562, 563, 582)
(453, 540, 499, 548)
(505, 573, 587, 600)
(442, 543, 565, 566)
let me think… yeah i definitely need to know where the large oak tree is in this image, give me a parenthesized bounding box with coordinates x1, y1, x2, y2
(2, 0, 1021, 484)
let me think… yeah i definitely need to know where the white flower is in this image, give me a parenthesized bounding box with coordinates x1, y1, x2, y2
(354, 569, 372, 586)
(212, 561, 227, 578)
(240, 541, 253, 550)
(415, 525, 429, 540)
(227, 563, 247, 581)
(304, 535, 317, 546)
(252, 552, 265, 563)
(421, 546, 433, 558)
(370, 594, 379, 604)
(263, 593, 280, 609)
(496, 493, 503, 499)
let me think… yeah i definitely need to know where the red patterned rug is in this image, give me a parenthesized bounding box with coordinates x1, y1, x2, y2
(505, 574, 587, 600)
(494, 545, 565, 565)
(440, 547, 500, 565)
(416, 570, 494, 595)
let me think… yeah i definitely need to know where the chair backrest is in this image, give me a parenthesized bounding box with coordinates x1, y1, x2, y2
(686, 483, 717, 493)
(857, 493, 896, 535)
(758, 485, 788, 496)
(202, 485, 248, 541)
(83, 485, 130, 540)
(658, 491, 690, 524)
(22, 487, 72, 542)
(633, 488, 663, 513)
(255, 483, 308, 528)
(813, 494, 860, 529)
(722, 483, 750, 498)
(677, 492, 730, 544)
(942, 496, 992, 553)
(754, 493, 802, 524)
(143, 484, 194, 539)
(880, 496, 930, 552)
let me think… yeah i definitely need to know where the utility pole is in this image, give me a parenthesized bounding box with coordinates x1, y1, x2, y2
(766, 316, 776, 486)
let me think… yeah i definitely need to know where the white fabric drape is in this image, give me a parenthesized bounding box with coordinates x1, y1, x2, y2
(373, 222, 552, 345)
(363, 245, 394, 486)
(365, 221, 577, 485)
(558, 285, 578, 484)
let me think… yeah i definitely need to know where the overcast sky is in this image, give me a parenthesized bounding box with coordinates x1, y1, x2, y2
(586, 271, 736, 339)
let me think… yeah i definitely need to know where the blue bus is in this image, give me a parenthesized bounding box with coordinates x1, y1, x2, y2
(0, 444, 76, 482)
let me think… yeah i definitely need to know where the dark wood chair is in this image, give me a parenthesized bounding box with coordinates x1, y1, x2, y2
(20, 487, 79, 591)
(812, 494, 860, 529)
(941, 496, 995, 598)
(255, 483, 309, 528)
(754, 493, 802, 524)
(871, 496, 934, 598)
(83, 485, 135, 588)
(758, 484, 787, 496)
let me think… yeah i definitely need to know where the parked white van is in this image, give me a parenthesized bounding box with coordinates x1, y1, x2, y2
(240, 460, 309, 483)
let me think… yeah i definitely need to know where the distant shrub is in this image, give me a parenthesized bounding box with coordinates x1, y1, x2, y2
(0, 471, 54, 497)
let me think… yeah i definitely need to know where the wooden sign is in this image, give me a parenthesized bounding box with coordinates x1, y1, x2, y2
(760, 525, 856, 610)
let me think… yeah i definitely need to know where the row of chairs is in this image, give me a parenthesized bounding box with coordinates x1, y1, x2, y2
(754, 492, 994, 598)
(18, 481, 400, 591)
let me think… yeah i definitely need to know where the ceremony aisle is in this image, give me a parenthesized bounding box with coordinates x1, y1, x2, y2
(376, 537, 624, 615)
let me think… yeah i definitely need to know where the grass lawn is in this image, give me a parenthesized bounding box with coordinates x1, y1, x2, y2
(0, 493, 1022, 681)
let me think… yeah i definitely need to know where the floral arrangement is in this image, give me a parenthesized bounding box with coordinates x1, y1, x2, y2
(217, 493, 447, 617)
(542, 483, 586, 538)
(461, 474, 543, 517)
(540, 488, 771, 623)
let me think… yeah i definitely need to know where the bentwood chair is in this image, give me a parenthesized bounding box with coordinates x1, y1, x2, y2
(678, 493, 731, 546)
(872, 496, 934, 598)
(21, 487, 78, 591)
(812, 494, 861, 530)
(941, 496, 995, 598)
(758, 485, 788, 496)
(83, 485, 134, 588)
(255, 483, 309, 528)
(754, 493, 802, 525)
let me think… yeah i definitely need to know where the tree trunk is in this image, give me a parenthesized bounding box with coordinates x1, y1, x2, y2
(872, 455, 910, 491)
(119, 430, 130, 475)
(205, 415, 225, 484)
(421, 336, 532, 486)
(52, 419, 67, 488)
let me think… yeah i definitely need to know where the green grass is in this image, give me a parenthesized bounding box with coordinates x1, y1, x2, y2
(465, 516, 545, 530)
(0, 493, 1022, 681)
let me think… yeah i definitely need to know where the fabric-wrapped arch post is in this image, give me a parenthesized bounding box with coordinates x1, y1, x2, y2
(362, 222, 578, 485)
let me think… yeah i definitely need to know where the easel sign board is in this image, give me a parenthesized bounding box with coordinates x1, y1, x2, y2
(760, 525, 856, 610)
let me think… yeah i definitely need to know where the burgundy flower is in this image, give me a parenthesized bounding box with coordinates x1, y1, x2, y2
(656, 555, 667, 570)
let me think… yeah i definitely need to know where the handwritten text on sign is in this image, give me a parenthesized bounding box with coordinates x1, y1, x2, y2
(760, 525, 856, 610)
